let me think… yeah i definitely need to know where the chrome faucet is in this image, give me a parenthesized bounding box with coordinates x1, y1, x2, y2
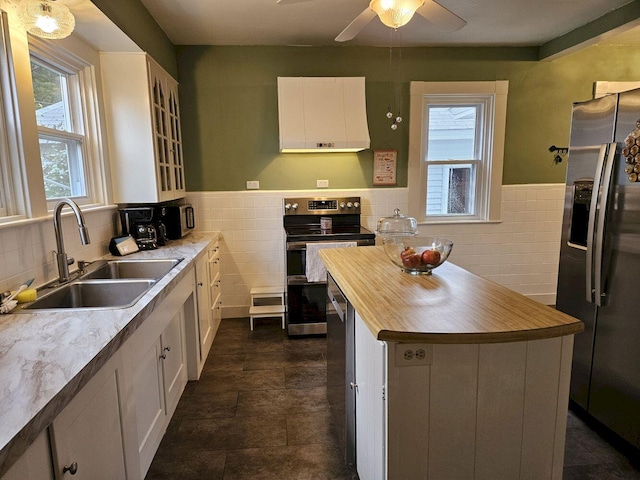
(54, 199, 90, 284)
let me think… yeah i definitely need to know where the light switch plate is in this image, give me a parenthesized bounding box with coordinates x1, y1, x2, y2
(246, 181, 260, 189)
(317, 179, 329, 188)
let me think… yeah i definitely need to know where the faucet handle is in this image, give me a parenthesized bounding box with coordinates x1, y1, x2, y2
(77, 260, 92, 272)
(67, 257, 75, 266)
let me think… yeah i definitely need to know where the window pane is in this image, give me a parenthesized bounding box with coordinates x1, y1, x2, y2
(426, 164, 475, 216)
(427, 106, 477, 160)
(31, 60, 71, 131)
(39, 135, 85, 199)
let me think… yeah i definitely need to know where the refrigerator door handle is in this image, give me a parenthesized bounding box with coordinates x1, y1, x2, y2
(586, 144, 609, 303)
(593, 142, 617, 307)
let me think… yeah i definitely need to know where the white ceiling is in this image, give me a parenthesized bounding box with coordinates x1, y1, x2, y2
(136, 0, 636, 48)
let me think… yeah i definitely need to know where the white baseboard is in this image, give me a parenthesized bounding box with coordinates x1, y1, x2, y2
(526, 293, 557, 306)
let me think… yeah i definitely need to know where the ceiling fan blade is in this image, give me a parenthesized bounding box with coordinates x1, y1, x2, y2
(335, 8, 377, 42)
(276, 0, 316, 4)
(416, 0, 467, 32)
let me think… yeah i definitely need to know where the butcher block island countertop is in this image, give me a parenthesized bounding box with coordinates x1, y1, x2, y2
(319, 245, 583, 344)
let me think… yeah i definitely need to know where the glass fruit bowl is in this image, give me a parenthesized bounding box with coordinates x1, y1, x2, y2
(382, 236, 454, 275)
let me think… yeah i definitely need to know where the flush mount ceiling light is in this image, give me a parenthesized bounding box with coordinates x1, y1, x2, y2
(21, 0, 75, 40)
(370, 0, 424, 29)
(277, 0, 466, 42)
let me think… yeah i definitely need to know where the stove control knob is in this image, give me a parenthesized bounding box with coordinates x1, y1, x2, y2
(292, 203, 298, 210)
(340, 202, 346, 209)
(285, 203, 291, 211)
(354, 201, 360, 208)
(346, 202, 353, 208)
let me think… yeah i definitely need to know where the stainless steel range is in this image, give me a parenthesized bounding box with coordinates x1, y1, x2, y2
(283, 197, 375, 336)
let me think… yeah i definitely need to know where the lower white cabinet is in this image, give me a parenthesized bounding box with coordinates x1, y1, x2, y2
(187, 241, 220, 380)
(354, 312, 386, 480)
(49, 352, 129, 480)
(133, 337, 165, 477)
(208, 243, 222, 341)
(131, 309, 187, 476)
(1, 431, 53, 480)
(125, 272, 191, 479)
(161, 309, 188, 420)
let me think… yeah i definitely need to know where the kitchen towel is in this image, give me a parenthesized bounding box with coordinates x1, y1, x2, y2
(306, 242, 357, 283)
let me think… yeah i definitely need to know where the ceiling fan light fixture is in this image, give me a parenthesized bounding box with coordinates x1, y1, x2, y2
(21, 0, 75, 40)
(370, 0, 424, 29)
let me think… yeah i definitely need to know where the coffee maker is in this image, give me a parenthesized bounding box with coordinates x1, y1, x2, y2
(118, 207, 158, 250)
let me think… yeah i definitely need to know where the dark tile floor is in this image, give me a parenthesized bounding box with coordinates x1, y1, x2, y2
(563, 409, 640, 479)
(146, 317, 640, 480)
(145, 317, 356, 480)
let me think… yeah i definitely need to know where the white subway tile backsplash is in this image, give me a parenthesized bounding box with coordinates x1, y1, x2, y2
(0, 208, 117, 293)
(187, 184, 564, 317)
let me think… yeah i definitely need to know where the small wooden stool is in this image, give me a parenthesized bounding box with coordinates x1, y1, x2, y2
(249, 287, 285, 330)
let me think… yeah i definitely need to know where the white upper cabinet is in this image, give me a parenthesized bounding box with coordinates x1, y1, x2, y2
(100, 53, 185, 203)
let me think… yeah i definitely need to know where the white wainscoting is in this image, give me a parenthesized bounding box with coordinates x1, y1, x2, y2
(187, 183, 564, 318)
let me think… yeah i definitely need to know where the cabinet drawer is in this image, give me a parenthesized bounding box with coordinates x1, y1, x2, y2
(208, 247, 220, 280)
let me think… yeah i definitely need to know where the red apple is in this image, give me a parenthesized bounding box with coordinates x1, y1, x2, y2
(421, 249, 441, 265)
(402, 253, 422, 268)
(400, 246, 416, 260)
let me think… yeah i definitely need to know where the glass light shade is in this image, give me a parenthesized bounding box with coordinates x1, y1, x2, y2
(370, 0, 424, 29)
(21, 0, 75, 40)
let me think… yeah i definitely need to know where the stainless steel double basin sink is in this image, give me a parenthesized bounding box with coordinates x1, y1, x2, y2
(21, 258, 183, 311)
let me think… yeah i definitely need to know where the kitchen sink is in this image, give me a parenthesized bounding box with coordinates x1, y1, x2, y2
(22, 279, 156, 311)
(81, 258, 183, 280)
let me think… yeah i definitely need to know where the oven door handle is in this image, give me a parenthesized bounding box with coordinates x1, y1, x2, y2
(287, 240, 373, 250)
(287, 242, 308, 251)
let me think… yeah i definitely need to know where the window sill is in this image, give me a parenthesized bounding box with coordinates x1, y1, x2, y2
(420, 218, 502, 225)
(0, 204, 117, 231)
(46, 203, 117, 215)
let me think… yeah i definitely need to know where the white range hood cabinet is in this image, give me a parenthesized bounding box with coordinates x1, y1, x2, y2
(277, 77, 370, 153)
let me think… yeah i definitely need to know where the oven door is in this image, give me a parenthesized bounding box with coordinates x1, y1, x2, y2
(286, 241, 327, 336)
(285, 240, 371, 336)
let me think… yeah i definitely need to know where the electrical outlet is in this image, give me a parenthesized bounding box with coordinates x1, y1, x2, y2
(317, 179, 329, 188)
(246, 180, 260, 190)
(394, 343, 433, 367)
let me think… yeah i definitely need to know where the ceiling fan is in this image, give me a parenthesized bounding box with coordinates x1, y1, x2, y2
(276, 0, 467, 42)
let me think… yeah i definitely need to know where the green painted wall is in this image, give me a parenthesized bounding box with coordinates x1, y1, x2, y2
(90, 0, 177, 77)
(176, 44, 640, 190)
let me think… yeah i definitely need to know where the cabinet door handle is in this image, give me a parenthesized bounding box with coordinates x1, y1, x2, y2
(63, 462, 78, 475)
(164, 346, 171, 352)
(349, 382, 358, 392)
(160, 353, 167, 360)
(197, 281, 203, 286)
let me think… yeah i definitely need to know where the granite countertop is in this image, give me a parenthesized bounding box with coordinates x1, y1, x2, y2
(0, 232, 219, 475)
(320, 246, 583, 344)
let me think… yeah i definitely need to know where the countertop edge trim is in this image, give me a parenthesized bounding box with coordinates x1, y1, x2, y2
(377, 322, 584, 344)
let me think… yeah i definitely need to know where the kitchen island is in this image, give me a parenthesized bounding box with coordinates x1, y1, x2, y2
(0, 232, 219, 479)
(320, 246, 583, 480)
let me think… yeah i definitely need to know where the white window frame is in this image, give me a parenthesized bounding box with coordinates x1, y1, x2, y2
(29, 37, 106, 209)
(0, 10, 21, 221)
(408, 81, 508, 224)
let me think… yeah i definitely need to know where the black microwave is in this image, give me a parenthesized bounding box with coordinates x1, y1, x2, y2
(161, 204, 195, 239)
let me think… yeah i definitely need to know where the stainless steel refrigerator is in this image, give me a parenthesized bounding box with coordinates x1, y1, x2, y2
(557, 88, 640, 450)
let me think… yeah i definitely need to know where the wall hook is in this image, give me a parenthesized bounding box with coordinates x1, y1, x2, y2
(548, 145, 568, 154)
(549, 145, 568, 164)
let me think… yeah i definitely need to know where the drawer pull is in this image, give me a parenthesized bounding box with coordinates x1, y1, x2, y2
(63, 462, 78, 475)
